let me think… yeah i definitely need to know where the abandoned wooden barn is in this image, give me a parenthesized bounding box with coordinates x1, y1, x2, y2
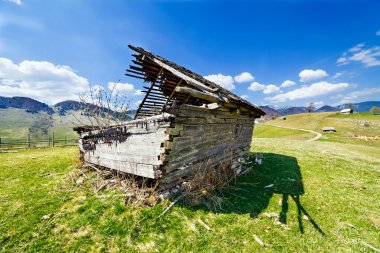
(74, 45, 265, 188)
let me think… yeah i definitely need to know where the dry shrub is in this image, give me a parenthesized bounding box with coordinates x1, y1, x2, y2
(74, 156, 243, 209)
(78, 163, 160, 207)
(181, 158, 238, 209)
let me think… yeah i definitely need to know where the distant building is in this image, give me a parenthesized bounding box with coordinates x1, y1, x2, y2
(322, 126, 336, 132)
(340, 108, 353, 114)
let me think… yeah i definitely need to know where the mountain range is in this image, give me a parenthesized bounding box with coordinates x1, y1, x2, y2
(0, 96, 379, 118)
(259, 101, 380, 117)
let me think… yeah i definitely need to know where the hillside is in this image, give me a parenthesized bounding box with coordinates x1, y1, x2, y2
(0, 97, 134, 142)
(259, 106, 280, 118)
(263, 112, 380, 147)
(0, 96, 54, 114)
(315, 105, 339, 112)
(0, 108, 82, 141)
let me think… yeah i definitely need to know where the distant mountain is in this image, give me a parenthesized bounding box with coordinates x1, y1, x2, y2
(258, 106, 280, 118)
(278, 107, 307, 115)
(54, 100, 88, 115)
(336, 101, 380, 112)
(316, 105, 339, 112)
(53, 100, 133, 121)
(54, 100, 84, 112)
(0, 96, 54, 114)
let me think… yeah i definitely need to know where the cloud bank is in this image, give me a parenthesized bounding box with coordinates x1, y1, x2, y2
(0, 57, 89, 104)
(266, 81, 349, 103)
(337, 43, 380, 67)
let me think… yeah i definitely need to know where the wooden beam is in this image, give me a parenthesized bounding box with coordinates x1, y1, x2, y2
(126, 69, 145, 76)
(125, 73, 145, 79)
(175, 86, 222, 103)
(150, 57, 218, 93)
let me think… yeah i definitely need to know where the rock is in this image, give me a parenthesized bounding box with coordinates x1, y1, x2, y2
(41, 214, 51, 220)
(76, 178, 84, 185)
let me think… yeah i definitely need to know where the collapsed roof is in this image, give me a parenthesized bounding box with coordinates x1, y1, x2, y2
(126, 45, 265, 119)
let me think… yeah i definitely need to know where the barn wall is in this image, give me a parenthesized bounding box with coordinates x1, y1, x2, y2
(161, 105, 256, 185)
(78, 115, 171, 178)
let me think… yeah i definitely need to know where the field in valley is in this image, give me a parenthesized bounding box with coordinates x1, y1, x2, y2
(0, 112, 379, 252)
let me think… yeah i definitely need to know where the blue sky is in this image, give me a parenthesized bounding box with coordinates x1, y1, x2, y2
(0, 0, 379, 108)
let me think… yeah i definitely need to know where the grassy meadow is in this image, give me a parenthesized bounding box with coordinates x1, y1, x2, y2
(0, 108, 81, 142)
(265, 112, 380, 147)
(1, 112, 380, 252)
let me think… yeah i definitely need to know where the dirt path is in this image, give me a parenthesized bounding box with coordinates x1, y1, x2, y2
(266, 124, 322, 142)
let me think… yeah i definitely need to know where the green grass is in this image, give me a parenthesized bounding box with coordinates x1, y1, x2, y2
(1, 139, 379, 252)
(267, 112, 380, 147)
(253, 124, 315, 140)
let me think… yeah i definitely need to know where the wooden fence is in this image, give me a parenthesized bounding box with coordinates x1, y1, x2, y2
(0, 133, 78, 151)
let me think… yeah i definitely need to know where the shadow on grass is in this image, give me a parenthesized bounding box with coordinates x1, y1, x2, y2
(183, 152, 325, 236)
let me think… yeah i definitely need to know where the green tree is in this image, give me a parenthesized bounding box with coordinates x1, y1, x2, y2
(370, 106, 380, 115)
(346, 103, 353, 110)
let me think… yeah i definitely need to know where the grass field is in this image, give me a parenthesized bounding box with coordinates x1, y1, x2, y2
(1, 134, 379, 252)
(253, 124, 315, 140)
(265, 112, 380, 147)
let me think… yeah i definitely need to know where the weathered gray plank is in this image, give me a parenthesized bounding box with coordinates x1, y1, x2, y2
(84, 154, 158, 178)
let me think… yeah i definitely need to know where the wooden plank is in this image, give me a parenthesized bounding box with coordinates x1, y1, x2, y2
(164, 142, 248, 172)
(175, 86, 222, 103)
(127, 69, 145, 76)
(84, 155, 158, 178)
(150, 57, 218, 93)
(125, 73, 145, 79)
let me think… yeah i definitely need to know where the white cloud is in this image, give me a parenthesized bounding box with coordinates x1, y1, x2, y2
(0, 57, 89, 104)
(91, 85, 105, 93)
(234, 72, 254, 83)
(240, 94, 249, 100)
(337, 43, 380, 67)
(299, 69, 329, 82)
(264, 85, 281, 94)
(281, 80, 296, 88)
(266, 81, 349, 103)
(204, 73, 235, 90)
(108, 82, 142, 96)
(348, 43, 365, 53)
(376, 30, 380, 36)
(332, 72, 343, 79)
(248, 82, 265, 91)
(248, 82, 280, 94)
(333, 87, 380, 105)
(7, 0, 22, 5)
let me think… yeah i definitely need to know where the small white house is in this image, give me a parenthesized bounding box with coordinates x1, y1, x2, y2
(340, 108, 353, 114)
(322, 126, 336, 132)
